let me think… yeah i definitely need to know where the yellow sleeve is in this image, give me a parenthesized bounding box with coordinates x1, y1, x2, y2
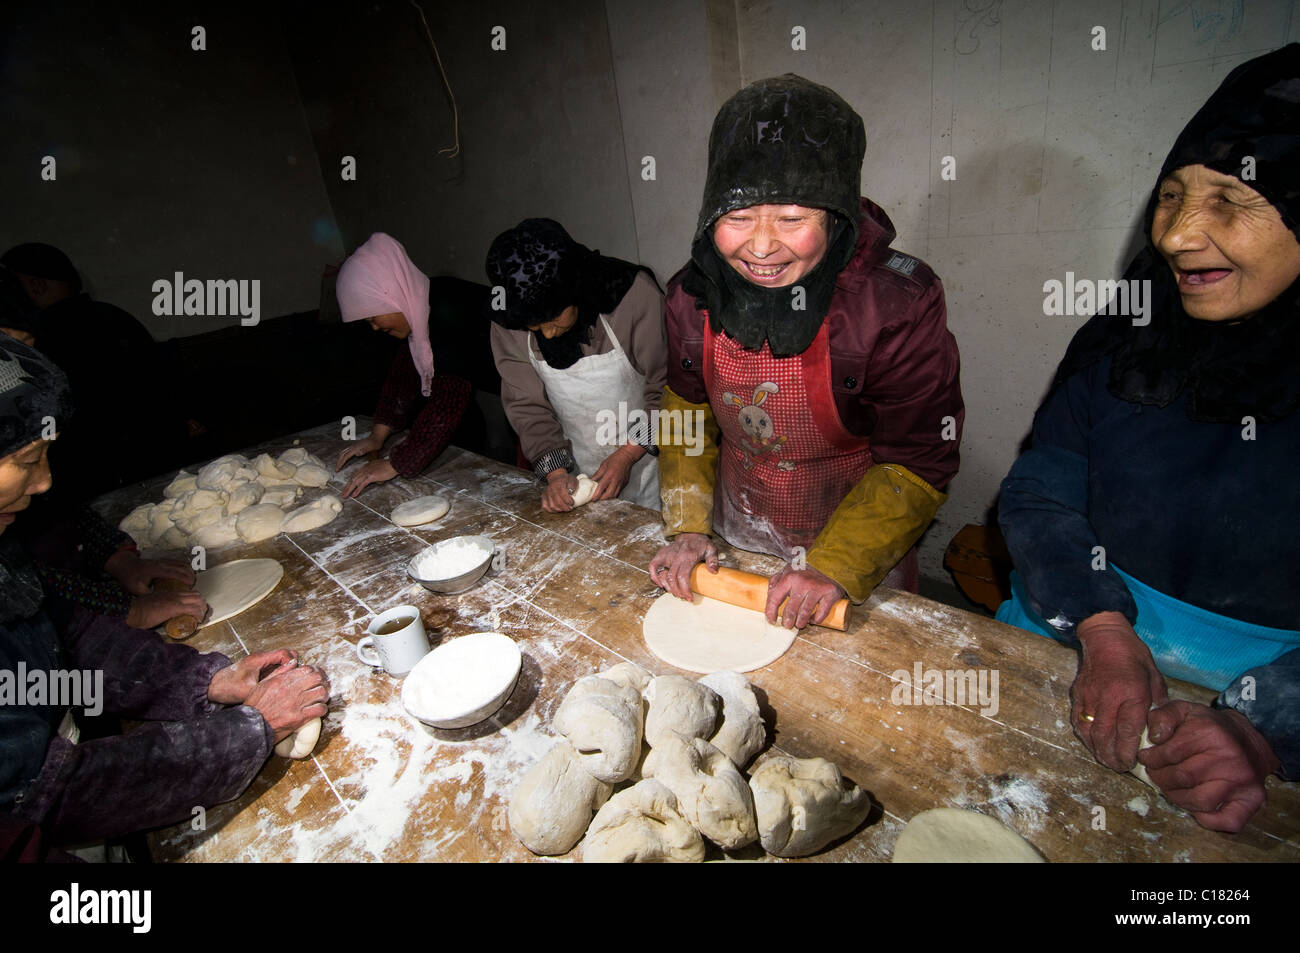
(806, 463, 946, 602)
(657, 385, 720, 537)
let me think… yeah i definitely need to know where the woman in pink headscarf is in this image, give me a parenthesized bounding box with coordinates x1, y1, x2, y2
(334, 233, 489, 497)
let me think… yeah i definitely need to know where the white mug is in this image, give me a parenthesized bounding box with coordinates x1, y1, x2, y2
(357, 605, 429, 676)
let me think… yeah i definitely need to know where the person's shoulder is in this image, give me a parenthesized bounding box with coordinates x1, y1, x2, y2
(618, 269, 665, 311)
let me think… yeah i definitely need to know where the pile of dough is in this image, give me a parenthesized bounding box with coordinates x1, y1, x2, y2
(644, 675, 720, 746)
(643, 733, 757, 849)
(699, 670, 766, 769)
(509, 741, 613, 855)
(553, 675, 643, 783)
(891, 807, 1045, 863)
(116, 448, 342, 553)
(749, 755, 871, 857)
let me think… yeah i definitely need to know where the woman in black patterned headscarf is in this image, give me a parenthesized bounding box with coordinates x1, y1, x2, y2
(485, 219, 666, 511)
(998, 44, 1300, 833)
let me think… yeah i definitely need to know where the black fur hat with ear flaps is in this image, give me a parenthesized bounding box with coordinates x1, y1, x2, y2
(685, 74, 867, 357)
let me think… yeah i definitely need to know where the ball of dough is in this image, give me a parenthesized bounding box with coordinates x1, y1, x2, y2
(644, 675, 720, 747)
(196, 457, 243, 491)
(643, 733, 758, 849)
(583, 779, 706, 863)
(553, 675, 643, 784)
(892, 808, 1045, 863)
(391, 495, 451, 527)
(147, 506, 177, 545)
(570, 473, 598, 507)
(749, 755, 871, 858)
(261, 484, 301, 508)
(509, 740, 612, 856)
(600, 661, 652, 695)
(698, 670, 767, 769)
(253, 452, 296, 482)
(157, 526, 189, 550)
(1130, 727, 1158, 790)
(191, 515, 240, 549)
(293, 463, 330, 488)
(281, 495, 342, 533)
(226, 481, 264, 515)
(235, 503, 286, 542)
(274, 716, 322, 760)
(173, 504, 226, 535)
(163, 471, 197, 499)
(118, 503, 154, 545)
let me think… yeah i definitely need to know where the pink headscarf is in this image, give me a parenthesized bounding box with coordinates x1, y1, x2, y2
(336, 233, 435, 396)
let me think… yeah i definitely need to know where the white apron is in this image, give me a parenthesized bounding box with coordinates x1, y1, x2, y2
(528, 314, 660, 509)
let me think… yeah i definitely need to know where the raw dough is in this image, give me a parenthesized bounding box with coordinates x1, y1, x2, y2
(235, 503, 285, 542)
(173, 504, 225, 535)
(642, 591, 798, 674)
(163, 471, 197, 499)
(1131, 727, 1158, 790)
(278, 447, 312, 466)
(391, 495, 450, 527)
(254, 452, 296, 481)
(196, 456, 243, 491)
(892, 807, 1046, 863)
(749, 755, 871, 858)
(583, 779, 706, 863)
(699, 670, 767, 769)
(571, 474, 598, 507)
(643, 733, 758, 849)
(157, 526, 188, 550)
(553, 675, 643, 783)
(275, 716, 322, 759)
(118, 503, 154, 543)
(191, 515, 240, 549)
(600, 661, 652, 696)
(281, 494, 342, 534)
(644, 675, 719, 747)
(509, 740, 612, 856)
(192, 558, 284, 628)
(293, 463, 331, 487)
(225, 481, 264, 515)
(260, 484, 301, 508)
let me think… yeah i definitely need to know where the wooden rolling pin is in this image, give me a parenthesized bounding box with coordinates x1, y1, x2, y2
(155, 577, 201, 641)
(688, 565, 849, 631)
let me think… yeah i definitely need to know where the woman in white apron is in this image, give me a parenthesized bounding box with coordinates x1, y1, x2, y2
(485, 219, 664, 511)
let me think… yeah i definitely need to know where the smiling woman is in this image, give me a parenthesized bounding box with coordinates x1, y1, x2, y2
(996, 44, 1300, 834)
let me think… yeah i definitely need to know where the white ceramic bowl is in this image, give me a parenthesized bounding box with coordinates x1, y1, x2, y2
(400, 632, 522, 729)
(406, 535, 495, 594)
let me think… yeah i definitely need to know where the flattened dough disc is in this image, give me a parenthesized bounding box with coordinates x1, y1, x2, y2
(194, 558, 284, 628)
(642, 591, 796, 674)
(892, 808, 1046, 863)
(391, 494, 450, 527)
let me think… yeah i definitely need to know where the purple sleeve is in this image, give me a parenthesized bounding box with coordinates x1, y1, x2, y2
(388, 374, 473, 477)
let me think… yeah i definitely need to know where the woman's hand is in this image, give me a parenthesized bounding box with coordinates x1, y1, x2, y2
(649, 533, 718, 600)
(590, 444, 645, 501)
(105, 550, 194, 596)
(207, 649, 298, 705)
(1141, 701, 1278, 832)
(1071, 612, 1168, 771)
(125, 590, 208, 629)
(340, 459, 397, 499)
(243, 660, 330, 743)
(336, 426, 391, 472)
(541, 469, 577, 512)
(766, 564, 846, 629)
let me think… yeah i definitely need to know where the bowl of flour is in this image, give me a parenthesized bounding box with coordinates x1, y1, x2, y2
(407, 535, 495, 593)
(401, 632, 522, 729)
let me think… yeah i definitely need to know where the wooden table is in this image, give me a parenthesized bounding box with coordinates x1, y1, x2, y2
(94, 423, 1300, 862)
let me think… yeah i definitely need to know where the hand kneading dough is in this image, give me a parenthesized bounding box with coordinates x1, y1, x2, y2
(699, 670, 767, 769)
(583, 779, 706, 863)
(644, 675, 720, 747)
(509, 740, 612, 855)
(642, 591, 798, 674)
(235, 503, 286, 542)
(892, 808, 1046, 863)
(293, 463, 331, 487)
(1131, 727, 1158, 790)
(274, 716, 322, 759)
(391, 495, 450, 527)
(643, 733, 758, 849)
(749, 755, 871, 857)
(570, 474, 598, 506)
(553, 675, 643, 783)
(281, 494, 342, 533)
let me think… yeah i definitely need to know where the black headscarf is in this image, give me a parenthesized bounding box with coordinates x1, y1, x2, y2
(484, 219, 655, 369)
(0, 332, 72, 623)
(683, 74, 866, 356)
(0, 265, 39, 335)
(1052, 44, 1300, 423)
(0, 243, 82, 294)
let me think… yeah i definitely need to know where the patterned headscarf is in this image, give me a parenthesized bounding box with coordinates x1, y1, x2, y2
(337, 233, 435, 396)
(484, 219, 654, 369)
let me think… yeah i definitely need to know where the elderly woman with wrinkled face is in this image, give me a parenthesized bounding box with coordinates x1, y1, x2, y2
(650, 74, 964, 630)
(997, 45, 1300, 832)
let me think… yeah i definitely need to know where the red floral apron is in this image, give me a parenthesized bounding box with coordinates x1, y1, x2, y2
(703, 314, 873, 560)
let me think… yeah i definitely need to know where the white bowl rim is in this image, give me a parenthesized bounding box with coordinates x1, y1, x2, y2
(401, 631, 521, 725)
